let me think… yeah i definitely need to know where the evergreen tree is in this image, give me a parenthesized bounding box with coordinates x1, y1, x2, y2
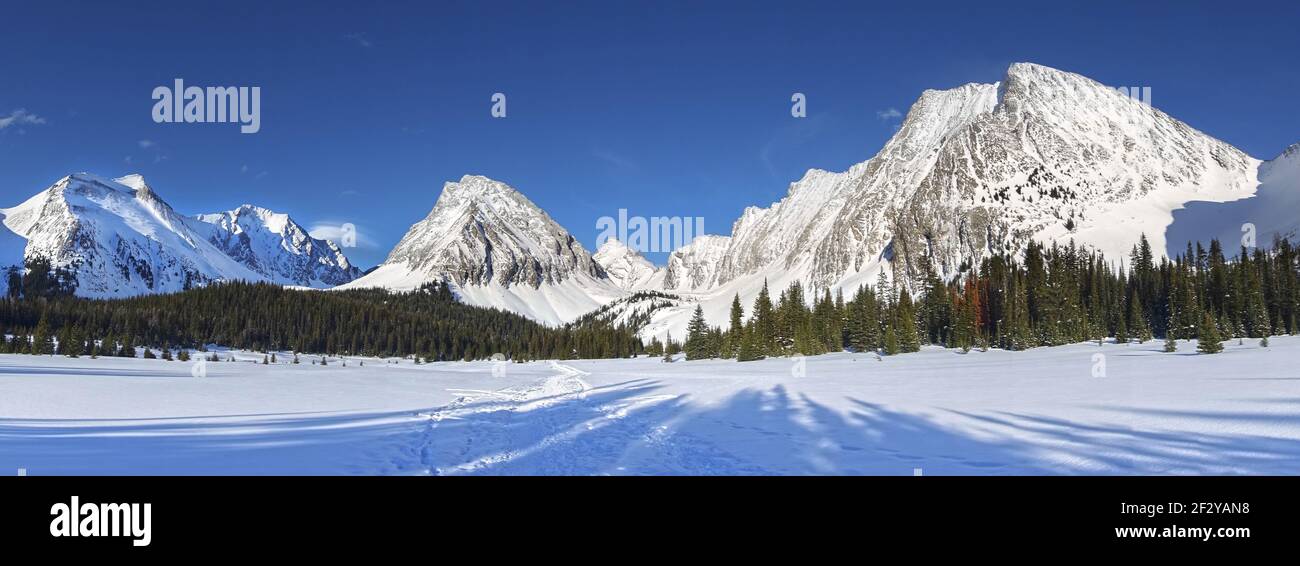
(684, 305, 710, 360)
(736, 322, 765, 362)
(897, 289, 921, 353)
(883, 320, 900, 355)
(753, 281, 776, 354)
(31, 314, 52, 355)
(727, 293, 744, 358)
(1114, 310, 1128, 344)
(1197, 312, 1224, 354)
(64, 325, 85, 357)
(1128, 288, 1151, 343)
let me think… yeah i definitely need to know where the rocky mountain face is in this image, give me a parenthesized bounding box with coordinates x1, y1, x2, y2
(4, 63, 1281, 341)
(0, 173, 361, 297)
(365, 175, 605, 288)
(338, 175, 622, 325)
(192, 205, 362, 286)
(708, 63, 1257, 295)
(884, 62, 1256, 283)
(592, 238, 657, 291)
(611, 63, 1264, 338)
(661, 234, 731, 291)
(336, 63, 1274, 338)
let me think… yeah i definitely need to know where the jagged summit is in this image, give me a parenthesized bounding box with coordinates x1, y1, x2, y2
(371, 175, 604, 288)
(2, 63, 1282, 340)
(340, 175, 622, 325)
(191, 204, 362, 287)
(593, 238, 658, 291)
(0, 173, 362, 296)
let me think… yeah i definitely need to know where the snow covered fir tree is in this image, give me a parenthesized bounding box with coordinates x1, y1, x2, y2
(679, 235, 1299, 361)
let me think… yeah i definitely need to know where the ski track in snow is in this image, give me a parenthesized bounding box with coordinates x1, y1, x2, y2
(6, 337, 1300, 475)
(408, 361, 756, 475)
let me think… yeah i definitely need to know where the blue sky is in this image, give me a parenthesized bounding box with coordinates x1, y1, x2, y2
(2, 0, 1298, 267)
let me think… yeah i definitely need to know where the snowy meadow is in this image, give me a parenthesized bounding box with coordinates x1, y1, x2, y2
(1, 337, 1298, 476)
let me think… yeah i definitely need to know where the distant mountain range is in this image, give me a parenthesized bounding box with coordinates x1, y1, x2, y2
(3, 63, 1296, 340)
(0, 173, 360, 297)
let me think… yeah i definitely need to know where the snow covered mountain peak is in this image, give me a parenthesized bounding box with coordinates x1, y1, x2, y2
(191, 203, 362, 287)
(340, 174, 623, 326)
(593, 238, 658, 291)
(616, 61, 1268, 340)
(112, 173, 150, 192)
(663, 234, 732, 291)
(351, 174, 606, 290)
(2, 173, 262, 297)
(0, 173, 363, 297)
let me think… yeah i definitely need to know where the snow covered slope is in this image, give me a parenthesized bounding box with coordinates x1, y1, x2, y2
(714, 63, 1256, 292)
(0, 173, 361, 296)
(335, 63, 1269, 336)
(622, 63, 1264, 339)
(0, 174, 262, 297)
(340, 175, 624, 325)
(4, 337, 1299, 475)
(1166, 142, 1300, 256)
(893, 62, 1258, 281)
(190, 204, 362, 287)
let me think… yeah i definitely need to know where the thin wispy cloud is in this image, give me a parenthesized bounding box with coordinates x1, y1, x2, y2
(240, 164, 267, 179)
(132, 139, 168, 163)
(876, 107, 903, 120)
(0, 108, 46, 131)
(591, 148, 638, 171)
(343, 32, 373, 48)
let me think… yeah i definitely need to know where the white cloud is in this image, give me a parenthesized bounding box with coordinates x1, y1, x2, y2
(309, 221, 374, 248)
(0, 109, 46, 130)
(138, 139, 156, 148)
(876, 107, 903, 121)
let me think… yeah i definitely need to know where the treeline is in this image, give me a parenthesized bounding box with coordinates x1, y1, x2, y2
(679, 235, 1299, 361)
(0, 279, 644, 361)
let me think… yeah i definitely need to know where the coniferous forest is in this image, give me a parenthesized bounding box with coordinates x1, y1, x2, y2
(0, 276, 643, 361)
(2, 235, 1298, 363)
(680, 235, 1300, 361)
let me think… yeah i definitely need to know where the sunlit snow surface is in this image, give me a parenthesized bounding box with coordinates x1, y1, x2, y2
(3, 337, 1299, 475)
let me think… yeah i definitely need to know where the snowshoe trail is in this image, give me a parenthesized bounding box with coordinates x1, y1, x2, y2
(408, 361, 752, 475)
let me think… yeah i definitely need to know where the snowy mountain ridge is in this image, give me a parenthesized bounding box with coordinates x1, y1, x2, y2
(190, 204, 363, 286)
(338, 175, 624, 325)
(3, 62, 1289, 342)
(338, 62, 1276, 340)
(0, 173, 362, 296)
